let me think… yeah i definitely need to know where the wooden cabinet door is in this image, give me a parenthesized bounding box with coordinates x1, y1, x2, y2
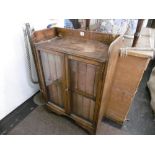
(67, 56, 104, 125)
(39, 50, 66, 110)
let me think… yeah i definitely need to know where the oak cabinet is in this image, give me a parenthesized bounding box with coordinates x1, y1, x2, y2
(33, 27, 113, 134)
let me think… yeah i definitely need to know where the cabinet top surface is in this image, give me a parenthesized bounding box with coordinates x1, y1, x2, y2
(35, 36, 109, 62)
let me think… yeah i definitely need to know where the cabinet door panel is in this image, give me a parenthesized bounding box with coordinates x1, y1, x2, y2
(70, 60, 99, 97)
(40, 51, 65, 108)
(71, 93, 95, 122)
(69, 58, 101, 123)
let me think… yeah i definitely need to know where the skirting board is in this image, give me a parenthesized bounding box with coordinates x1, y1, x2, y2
(0, 92, 39, 135)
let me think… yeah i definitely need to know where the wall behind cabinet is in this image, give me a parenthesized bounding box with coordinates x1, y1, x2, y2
(0, 5, 64, 120)
(0, 22, 39, 120)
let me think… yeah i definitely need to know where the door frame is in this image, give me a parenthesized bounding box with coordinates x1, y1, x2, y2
(36, 49, 68, 113)
(66, 55, 105, 126)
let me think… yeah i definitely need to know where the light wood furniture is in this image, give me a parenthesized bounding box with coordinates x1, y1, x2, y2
(103, 28, 155, 124)
(32, 27, 154, 134)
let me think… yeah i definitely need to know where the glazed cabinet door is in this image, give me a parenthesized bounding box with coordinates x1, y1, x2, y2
(67, 56, 104, 126)
(39, 50, 66, 110)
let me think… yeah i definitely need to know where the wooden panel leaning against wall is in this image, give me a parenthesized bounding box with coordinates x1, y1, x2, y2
(103, 28, 155, 125)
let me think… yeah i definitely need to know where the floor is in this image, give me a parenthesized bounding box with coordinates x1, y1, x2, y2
(121, 60, 155, 135)
(6, 60, 155, 135)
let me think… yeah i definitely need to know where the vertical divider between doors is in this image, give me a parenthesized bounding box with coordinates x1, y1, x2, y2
(93, 64, 105, 126)
(64, 55, 71, 114)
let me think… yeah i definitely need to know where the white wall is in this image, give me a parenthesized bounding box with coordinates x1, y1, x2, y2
(0, 18, 64, 120)
(0, 22, 39, 120)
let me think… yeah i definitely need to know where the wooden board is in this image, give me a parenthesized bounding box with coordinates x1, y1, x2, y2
(32, 27, 118, 44)
(105, 56, 149, 123)
(71, 93, 95, 122)
(69, 59, 100, 123)
(104, 28, 154, 123)
(35, 36, 109, 63)
(96, 35, 126, 131)
(32, 28, 56, 43)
